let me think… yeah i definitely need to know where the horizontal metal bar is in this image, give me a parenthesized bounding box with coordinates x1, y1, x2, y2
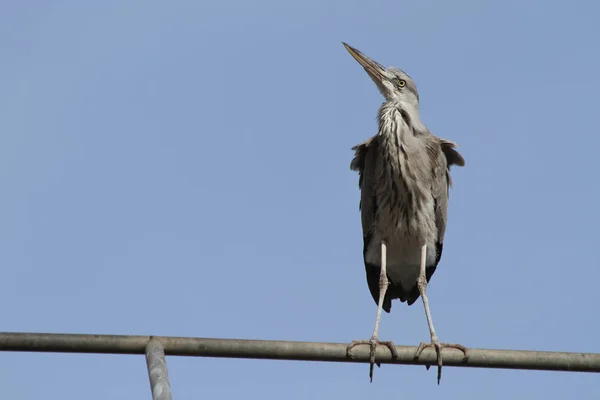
(0, 332, 598, 373)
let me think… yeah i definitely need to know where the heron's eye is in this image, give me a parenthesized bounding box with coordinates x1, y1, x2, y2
(397, 79, 406, 88)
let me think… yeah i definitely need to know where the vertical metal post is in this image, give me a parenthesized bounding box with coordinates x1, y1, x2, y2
(145, 338, 173, 400)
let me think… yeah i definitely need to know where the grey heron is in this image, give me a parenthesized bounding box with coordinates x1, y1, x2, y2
(342, 42, 468, 384)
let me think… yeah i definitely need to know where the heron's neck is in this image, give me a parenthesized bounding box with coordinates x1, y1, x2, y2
(378, 101, 426, 137)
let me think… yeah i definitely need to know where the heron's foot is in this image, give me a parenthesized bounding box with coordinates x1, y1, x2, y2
(346, 339, 398, 382)
(413, 340, 468, 384)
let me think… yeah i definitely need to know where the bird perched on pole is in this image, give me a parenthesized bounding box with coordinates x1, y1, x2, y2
(342, 42, 468, 384)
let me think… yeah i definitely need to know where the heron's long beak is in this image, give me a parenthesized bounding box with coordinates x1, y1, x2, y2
(342, 42, 387, 84)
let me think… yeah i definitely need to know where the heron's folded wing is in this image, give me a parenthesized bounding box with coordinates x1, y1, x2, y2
(351, 135, 378, 237)
(431, 137, 465, 249)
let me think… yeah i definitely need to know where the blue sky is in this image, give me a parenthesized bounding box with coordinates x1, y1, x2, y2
(1, 0, 599, 398)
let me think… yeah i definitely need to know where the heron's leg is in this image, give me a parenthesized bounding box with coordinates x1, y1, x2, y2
(413, 244, 468, 384)
(346, 240, 398, 382)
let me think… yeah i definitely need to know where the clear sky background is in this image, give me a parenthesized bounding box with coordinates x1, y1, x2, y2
(1, 0, 599, 398)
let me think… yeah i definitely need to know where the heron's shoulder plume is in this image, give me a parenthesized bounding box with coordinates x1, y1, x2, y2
(350, 136, 377, 172)
(439, 139, 465, 167)
(350, 136, 378, 189)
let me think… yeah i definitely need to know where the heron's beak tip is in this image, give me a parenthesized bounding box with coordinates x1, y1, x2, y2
(342, 43, 385, 83)
(342, 42, 359, 57)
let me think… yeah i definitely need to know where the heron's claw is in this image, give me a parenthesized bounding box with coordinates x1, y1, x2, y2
(414, 340, 468, 384)
(346, 339, 398, 382)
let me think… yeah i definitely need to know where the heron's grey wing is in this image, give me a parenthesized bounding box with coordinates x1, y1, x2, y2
(352, 136, 392, 310)
(350, 135, 378, 237)
(429, 137, 465, 263)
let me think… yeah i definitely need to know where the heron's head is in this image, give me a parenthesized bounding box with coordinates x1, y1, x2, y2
(342, 43, 419, 107)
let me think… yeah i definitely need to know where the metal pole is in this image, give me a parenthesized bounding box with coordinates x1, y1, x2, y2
(0, 332, 599, 373)
(145, 338, 173, 400)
